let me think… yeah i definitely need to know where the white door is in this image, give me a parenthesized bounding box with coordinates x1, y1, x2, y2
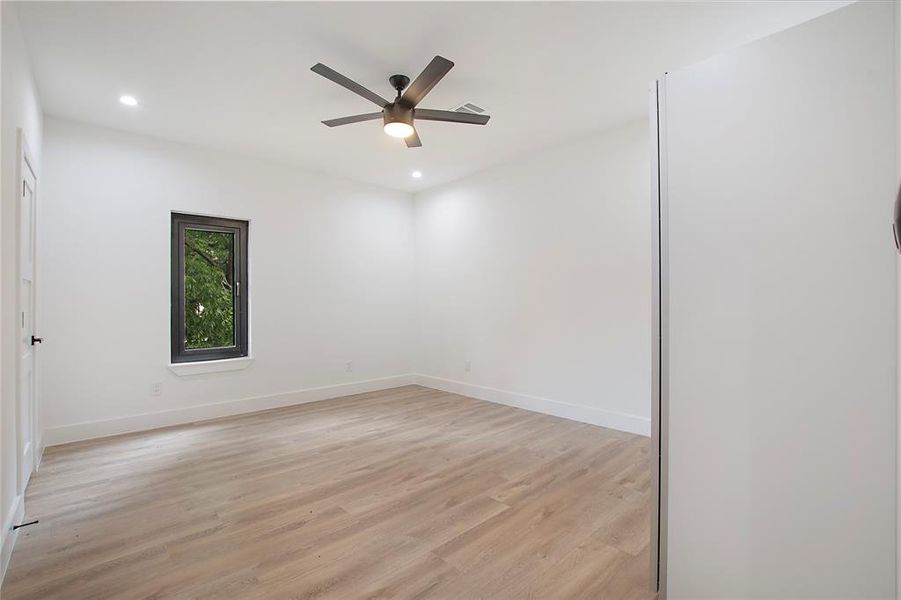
(18, 153, 37, 491)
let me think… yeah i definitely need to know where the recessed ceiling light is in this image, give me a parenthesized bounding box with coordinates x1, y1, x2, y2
(119, 95, 138, 107)
(411, 171, 423, 179)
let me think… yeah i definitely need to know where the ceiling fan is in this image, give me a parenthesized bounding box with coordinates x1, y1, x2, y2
(311, 56, 490, 148)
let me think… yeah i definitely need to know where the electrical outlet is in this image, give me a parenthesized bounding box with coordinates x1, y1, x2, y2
(150, 382, 161, 396)
(464, 360, 471, 373)
(345, 360, 353, 373)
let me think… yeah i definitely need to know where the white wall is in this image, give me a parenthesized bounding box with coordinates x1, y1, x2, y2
(40, 116, 654, 445)
(0, 1, 43, 579)
(661, 1, 896, 597)
(38, 118, 415, 444)
(413, 121, 652, 436)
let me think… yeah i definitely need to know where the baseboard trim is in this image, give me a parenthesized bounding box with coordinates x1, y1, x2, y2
(43, 374, 417, 446)
(1, 493, 25, 585)
(414, 374, 651, 437)
(35, 434, 45, 472)
(42, 372, 649, 445)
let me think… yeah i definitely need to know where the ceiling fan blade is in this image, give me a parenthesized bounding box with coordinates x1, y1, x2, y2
(311, 63, 389, 107)
(321, 112, 384, 127)
(405, 128, 422, 148)
(400, 56, 454, 107)
(414, 108, 490, 125)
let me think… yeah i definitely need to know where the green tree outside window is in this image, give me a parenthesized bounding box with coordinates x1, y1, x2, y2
(184, 229, 235, 349)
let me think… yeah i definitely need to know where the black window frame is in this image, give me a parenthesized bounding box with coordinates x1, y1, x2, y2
(171, 212, 249, 363)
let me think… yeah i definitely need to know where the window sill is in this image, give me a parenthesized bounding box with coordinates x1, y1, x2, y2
(168, 357, 254, 377)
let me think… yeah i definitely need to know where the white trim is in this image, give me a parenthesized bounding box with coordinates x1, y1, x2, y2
(169, 356, 254, 376)
(895, 1, 901, 597)
(42, 374, 416, 446)
(652, 74, 671, 599)
(34, 433, 45, 472)
(1, 494, 25, 585)
(414, 374, 651, 437)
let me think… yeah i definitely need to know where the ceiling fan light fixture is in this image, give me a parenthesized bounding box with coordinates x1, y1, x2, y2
(383, 103, 415, 138)
(384, 121, 415, 138)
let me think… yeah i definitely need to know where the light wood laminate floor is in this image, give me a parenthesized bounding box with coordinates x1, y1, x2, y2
(3, 385, 653, 600)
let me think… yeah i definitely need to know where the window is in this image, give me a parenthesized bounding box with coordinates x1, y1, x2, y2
(171, 213, 248, 363)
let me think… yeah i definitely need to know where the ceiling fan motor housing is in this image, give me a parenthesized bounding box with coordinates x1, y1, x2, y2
(384, 102, 414, 128)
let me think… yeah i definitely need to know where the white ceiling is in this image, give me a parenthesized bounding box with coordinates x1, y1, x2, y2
(17, 1, 849, 192)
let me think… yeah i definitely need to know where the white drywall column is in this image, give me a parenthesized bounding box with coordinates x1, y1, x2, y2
(661, 2, 897, 597)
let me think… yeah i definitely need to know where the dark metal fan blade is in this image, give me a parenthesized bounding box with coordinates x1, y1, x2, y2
(400, 56, 454, 107)
(322, 112, 384, 127)
(414, 108, 490, 125)
(405, 128, 422, 148)
(311, 63, 389, 107)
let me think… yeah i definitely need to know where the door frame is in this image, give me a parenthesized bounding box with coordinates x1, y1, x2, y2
(649, 77, 669, 599)
(16, 128, 39, 494)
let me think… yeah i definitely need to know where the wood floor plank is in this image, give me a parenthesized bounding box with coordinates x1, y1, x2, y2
(2, 385, 654, 600)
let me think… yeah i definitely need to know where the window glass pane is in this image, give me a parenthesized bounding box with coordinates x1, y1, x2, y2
(184, 228, 236, 349)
